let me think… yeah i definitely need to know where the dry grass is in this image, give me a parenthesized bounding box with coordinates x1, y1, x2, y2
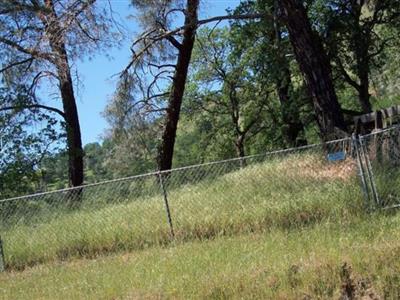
(275, 155, 357, 181)
(0, 152, 362, 270)
(1, 213, 400, 299)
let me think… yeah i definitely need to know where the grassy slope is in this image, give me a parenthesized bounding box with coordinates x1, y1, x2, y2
(2, 153, 399, 298)
(2, 154, 361, 270)
(1, 213, 400, 299)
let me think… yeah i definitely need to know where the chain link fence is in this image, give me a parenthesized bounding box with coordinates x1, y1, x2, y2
(358, 126, 400, 209)
(1, 128, 399, 271)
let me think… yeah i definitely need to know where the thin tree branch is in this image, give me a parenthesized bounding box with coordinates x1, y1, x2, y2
(0, 104, 65, 118)
(165, 35, 182, 50)
(124, 13, 265, 74)
(336, 58, 360, 91)
(0, 57, 35, 73)
(0, 36, 53, 61)
(148, 62, 176, 69)
(197, 13, 264, 27)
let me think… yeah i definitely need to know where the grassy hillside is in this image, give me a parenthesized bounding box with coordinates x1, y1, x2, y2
(1, 213, 400, 299)
(1, 152, 360, 270)
(1, 149, 400, 299)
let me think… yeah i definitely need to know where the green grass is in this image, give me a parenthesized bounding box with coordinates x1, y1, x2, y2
(0, 153, 362, 270)
(1, 152, 400, 299)
(1, 213, 400, 299)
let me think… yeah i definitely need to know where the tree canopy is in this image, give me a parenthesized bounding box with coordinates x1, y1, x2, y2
(1, 0, 400, 197)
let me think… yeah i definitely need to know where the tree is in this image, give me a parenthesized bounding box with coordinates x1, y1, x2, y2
(0, 86, 63, 198)
(279, 0, 348, 140)
(83, 142, 109, 182)
(187, 28, 272, 160)
(372, 29, 400, 105)
(319, 0, 400, 113)
(0, 0, 115, 187)
(231, 0, 309, 147)
(156, 0, 199, 171)
(270, 0, 307, 146)
(103, 79, 160, 177)
(121, 0, 263, 171)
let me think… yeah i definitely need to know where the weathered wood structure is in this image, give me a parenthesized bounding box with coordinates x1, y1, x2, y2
(352, 105, 400, 134)
(349, 105, 400, 166)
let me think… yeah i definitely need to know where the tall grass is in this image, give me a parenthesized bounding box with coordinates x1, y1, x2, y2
(1, 153, 362, 270)
(1, 213, 400, 299)
(2, 151, 400, 299)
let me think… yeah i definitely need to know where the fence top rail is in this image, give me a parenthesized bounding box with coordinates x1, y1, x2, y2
(0, 137, 351, 204)
(359, 125, 400, 139)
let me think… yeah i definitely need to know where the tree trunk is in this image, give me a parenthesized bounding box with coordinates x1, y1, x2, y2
(273, 0, 305, 147)
(351, 1, 372, 113)
(359, 74, 372, 113)
(279, 0, 348, 140)
(274, 28, 304, 143)
(235, 138, 245, 158)
(58, 72, 84, 187)
(42, 0, 84, 187)
(235, 135, 246, 168)
(356, 47, 372, 113)
(277, 80, 305, 147)
(158, 0, 199, 171)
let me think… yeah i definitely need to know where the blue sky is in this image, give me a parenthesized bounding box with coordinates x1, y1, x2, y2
(74, 0, 241, 145)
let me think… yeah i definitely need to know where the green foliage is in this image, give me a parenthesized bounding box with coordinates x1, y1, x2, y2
(2, 0, 400, 198)
(0, 86, 64, 199)
(311, 0, 400, 111)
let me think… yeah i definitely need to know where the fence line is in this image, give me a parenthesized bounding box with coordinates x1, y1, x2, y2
(0, 128, 399, 271)
(0, 136, 351, 204)
(359, 125, 400, 208)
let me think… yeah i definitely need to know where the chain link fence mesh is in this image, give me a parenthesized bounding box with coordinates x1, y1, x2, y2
(1, 129, 397, 271)
(359, 126, 400, 209)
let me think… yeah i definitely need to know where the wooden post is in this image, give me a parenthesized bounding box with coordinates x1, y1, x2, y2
(375, 111, 383, 164)
(375, 110, 383, 130)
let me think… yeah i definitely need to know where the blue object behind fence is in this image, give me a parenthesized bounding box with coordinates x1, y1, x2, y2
(327, 151, 346, 162)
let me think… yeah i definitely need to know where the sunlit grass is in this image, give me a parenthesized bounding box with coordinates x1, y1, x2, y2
(0, 152, 399, 299)
(1, 153, 362, 270)
(0, 213, 399, 299)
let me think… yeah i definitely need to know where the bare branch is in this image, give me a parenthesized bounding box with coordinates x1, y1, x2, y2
(165, 35, 182, 50)
(0, 36, 53, 61)
(0, 104, 65, 118)
(75, 17, 100, 42)
(146, 92, 169, 102)
(125, 13, 264, 73)
(148, 62, 176, 69)
(197, 13, 265, 27)
(147, 70, 172, 99)
(0, 57, 35, 73)
(165, 8, 185, 18)
(336, 58, 361, 91)
(29, 70, 58, 92)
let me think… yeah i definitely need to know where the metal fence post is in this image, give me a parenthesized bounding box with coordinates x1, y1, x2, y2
(359, 136, 380, 207)
(352, 134, 370, 208)
(0, 235, 5, 272)
(158, 172, 175, 237)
